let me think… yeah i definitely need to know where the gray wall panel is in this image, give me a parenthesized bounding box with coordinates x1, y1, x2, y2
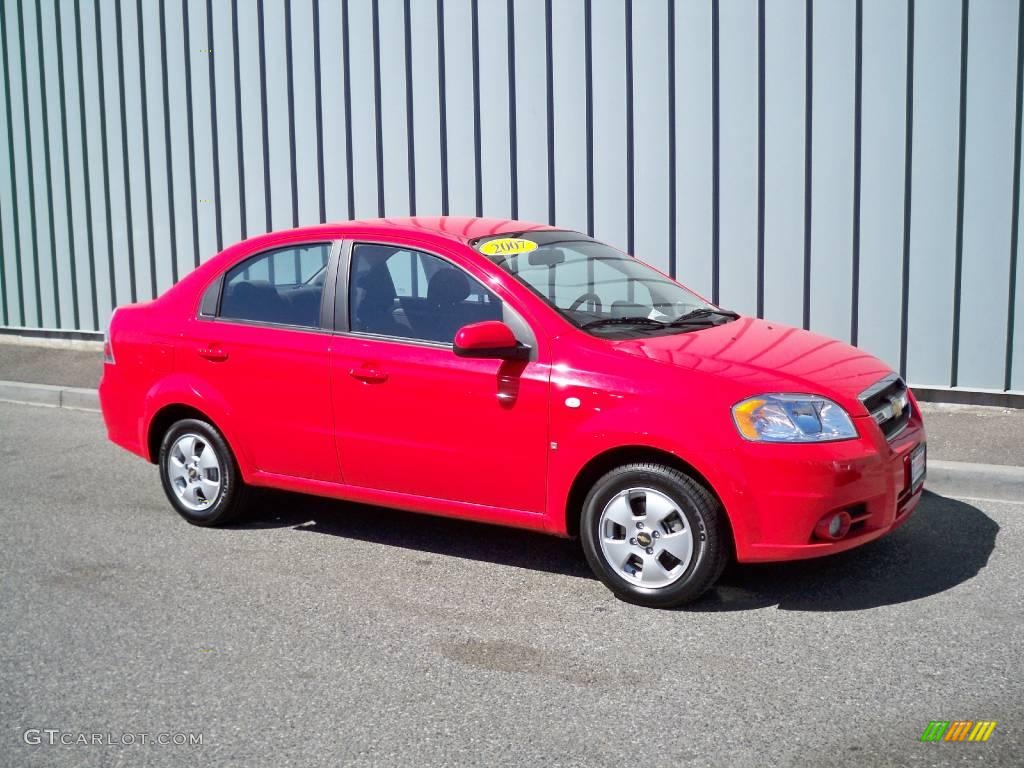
(762, 0, 806, 330)
(716, 0, 758, 314)
(809, 0, 856, 343)
(675, 0, 713, 299)
(632, 0, 669, 272)
(407, 0, 442, 217)
(551, 0, 587, 233)
(906, 0, 962, 388)
(591, 0, 627, 251)
(510, 0, 548, 225)
(957, 0, 1017, 388)
(856, 0, 907, 372)
(0, 0, 1022, 394)
(378, 0, 412, 218)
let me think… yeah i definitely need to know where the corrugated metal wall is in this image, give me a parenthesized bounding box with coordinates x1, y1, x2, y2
(1, 0, 1022, 393)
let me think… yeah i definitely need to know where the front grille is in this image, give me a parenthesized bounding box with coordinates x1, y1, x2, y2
(859, 373, 911, 440)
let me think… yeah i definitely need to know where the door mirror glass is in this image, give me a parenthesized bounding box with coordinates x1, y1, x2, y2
(453, 321, 529, 361)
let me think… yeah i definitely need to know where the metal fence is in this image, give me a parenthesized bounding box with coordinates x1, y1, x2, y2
(1, 0, 1022, 393)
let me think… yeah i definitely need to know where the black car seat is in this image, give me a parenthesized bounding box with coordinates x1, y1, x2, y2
(424, 268, 472, 342)
(353, 264, 407, 336)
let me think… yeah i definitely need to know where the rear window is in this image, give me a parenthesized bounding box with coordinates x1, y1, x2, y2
(219, 243, 332, 328)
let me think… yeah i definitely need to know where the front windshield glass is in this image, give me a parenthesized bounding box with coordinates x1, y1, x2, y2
(476, 231, 734, 338)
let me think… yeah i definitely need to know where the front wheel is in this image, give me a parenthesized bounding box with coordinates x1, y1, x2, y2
(158, 418, 249, 526)
(580, 463, 728, 608)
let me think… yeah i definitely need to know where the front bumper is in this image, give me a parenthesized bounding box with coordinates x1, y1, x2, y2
(713, 406, 926, 563)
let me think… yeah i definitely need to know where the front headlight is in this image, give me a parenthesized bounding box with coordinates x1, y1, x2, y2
(732, 394, 857, 442)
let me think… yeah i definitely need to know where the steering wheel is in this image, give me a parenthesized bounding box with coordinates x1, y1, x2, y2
(568, 292, 603, 312)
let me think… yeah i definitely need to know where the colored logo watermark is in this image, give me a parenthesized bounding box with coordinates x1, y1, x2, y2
(920, 721, 997, 742)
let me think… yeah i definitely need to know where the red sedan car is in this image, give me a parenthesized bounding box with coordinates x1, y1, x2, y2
(100, 217, 926, 607)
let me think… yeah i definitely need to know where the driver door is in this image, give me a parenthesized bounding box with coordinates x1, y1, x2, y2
(330, 242, 550, 513)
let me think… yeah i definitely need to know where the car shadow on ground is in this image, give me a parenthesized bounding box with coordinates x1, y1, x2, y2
(234, 490, 998, 611)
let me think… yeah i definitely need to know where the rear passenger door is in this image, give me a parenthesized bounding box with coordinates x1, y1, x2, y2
(179, 241, 341, 482)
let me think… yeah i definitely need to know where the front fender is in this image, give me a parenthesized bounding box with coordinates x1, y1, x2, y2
(140, 374, 254, 479)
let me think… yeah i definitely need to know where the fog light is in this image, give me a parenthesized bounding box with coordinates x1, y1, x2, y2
(814, 510, 852, 541)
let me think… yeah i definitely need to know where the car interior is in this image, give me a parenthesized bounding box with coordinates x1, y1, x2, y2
(350, 247, 503, 343)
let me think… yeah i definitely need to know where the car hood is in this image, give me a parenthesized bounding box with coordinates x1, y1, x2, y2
(610, 316, 892, 413)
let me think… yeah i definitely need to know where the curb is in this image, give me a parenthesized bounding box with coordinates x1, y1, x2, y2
(0, 380, 99, 411)
(925, 460, 1024, 503)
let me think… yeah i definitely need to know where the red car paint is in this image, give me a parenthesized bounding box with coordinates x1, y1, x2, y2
(99, 217, 925, 562)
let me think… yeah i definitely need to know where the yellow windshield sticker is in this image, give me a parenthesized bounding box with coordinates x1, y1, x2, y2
(480, 237, 538, 256)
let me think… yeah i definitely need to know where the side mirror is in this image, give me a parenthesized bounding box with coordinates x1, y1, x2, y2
(453, 321, 530, 361)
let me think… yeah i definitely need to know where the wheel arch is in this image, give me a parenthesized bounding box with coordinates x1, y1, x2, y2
(563, 445, 733, 550)
(146, 403, 218, 464)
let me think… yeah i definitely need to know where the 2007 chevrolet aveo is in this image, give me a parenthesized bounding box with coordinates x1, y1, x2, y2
(100, 217, 926, 607)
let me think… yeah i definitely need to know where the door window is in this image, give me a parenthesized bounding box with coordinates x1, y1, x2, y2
(219, 243, 331, 328)
(348, 244, 503, 343)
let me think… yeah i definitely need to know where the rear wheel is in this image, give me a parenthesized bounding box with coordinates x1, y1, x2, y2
(158, 418, 249, 526)
(580, 463, 728, 608)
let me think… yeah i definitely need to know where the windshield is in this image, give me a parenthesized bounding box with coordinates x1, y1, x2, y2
(476, 231, 733, 338)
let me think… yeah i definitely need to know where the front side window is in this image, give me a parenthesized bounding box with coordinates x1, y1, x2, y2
(219, 243, 331, 328)
(477, 231, 734, 339)
(348, 244, 503, 343)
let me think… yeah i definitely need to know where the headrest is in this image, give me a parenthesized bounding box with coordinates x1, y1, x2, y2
(427, 268, 471, 305)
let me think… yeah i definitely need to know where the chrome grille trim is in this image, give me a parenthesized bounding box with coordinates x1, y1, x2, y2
(859, 373, 910, 441)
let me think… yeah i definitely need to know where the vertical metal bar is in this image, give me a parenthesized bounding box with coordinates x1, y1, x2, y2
(583, 0, 594, 237)
(667, 0, 676, 278)
(285, 0, 298, 228)
(206, 0, 223, 248)
(371, 0, 384, 217)
(899, 0, 915, 380)
(851, 0, 863, 344)
(313, 0, 326, 222)
(16, 0, 43, 325)
(802, 0, 813, 329)
(114, 0, 138, 300)
(54, 0, 80, 326)
(951, 0, 970, 386)
(625, 0, 634, 255)
(158, 0, 179, 284)
(183, 0, 201, 265)
(135, 0, 157, 298)
(470, 0, 481, 217)
(342, 0, 355, 220)
(756, 0, 765, 317)
(435, 0, 448, 216)
(1005, 0, 1024, 392)
(544, 0, 555, 224)
(33, 0, 60, 324)
(711, 0, 720, 304)
(256, 0, 272, 234)
(231, 0, 246, 238)
(93, 0, 117, 311)
(506, 0, 518, 220)
(402, 0, 415, 216)
(1, 0, 26, 325)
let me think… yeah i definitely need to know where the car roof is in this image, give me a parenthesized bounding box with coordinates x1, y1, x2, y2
(333, 216, 559, 243)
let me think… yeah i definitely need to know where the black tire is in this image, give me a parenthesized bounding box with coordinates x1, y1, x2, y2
(158, 418, 249, 527)
(580, 463, 728, 608)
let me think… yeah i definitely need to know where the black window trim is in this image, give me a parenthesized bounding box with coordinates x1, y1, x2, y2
(335, 238, 538, 358)
(197, 239, 342, 334)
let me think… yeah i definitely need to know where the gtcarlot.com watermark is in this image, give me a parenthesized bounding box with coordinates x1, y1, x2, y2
(23, 729, 203, 747)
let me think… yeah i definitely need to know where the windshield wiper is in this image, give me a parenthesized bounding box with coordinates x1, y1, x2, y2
(669, 307, 739, 326)
(582, 316, 668, 330)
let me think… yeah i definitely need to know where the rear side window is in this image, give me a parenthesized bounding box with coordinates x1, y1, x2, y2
(219, 243, 331, 328)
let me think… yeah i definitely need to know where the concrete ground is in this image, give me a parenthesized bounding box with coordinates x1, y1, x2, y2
(0, 401, 1021, 767)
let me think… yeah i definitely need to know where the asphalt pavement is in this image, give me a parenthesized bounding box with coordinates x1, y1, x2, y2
(0, 401, 1021, 767)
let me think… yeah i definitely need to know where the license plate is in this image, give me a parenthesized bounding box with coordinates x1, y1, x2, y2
(910, 444, 926, 488)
